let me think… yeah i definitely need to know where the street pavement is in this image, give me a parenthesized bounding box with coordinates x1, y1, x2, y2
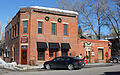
(1, 64, 120, 75)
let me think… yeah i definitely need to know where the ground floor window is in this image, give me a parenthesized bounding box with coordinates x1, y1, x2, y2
(98, 48, 104, 60)
(38, 50, 45, 60)
(49, 50, 58, 58)
(49, 50, 54, 58)
(62, 50, 68, 56)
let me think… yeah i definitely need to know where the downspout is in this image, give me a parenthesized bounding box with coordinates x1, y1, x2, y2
(29, 9, 32, 65)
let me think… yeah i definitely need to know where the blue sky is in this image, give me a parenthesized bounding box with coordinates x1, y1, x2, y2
(0, 0, 58, 38)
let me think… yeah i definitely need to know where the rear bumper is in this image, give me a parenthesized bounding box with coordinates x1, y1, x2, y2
(74, 63, 82, 68)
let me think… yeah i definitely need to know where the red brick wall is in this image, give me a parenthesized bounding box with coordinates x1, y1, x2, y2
(78, 39, 111, 63)
(5, 12, 20, 64)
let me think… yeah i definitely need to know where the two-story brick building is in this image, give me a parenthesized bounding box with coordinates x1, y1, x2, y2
(5, 6, 111, 65)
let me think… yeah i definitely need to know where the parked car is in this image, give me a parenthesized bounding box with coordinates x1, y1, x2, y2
(73, 57, 85, 67)
(44, 56, 83, 70)
(110, 55, 120, 63)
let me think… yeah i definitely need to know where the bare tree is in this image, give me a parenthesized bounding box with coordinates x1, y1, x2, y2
(104, 1, 120, 40)
(57, 0, 109, 40)
(113, 0, 120, 7)
(57, 0, 72, 10)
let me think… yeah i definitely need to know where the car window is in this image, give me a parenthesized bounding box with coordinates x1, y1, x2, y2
(53, 57, 61, 61)
(63, 57, 71, 61)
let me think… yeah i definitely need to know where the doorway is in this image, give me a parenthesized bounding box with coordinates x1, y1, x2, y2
(21, 46, 27, 64)
(86, 51, 91, 63)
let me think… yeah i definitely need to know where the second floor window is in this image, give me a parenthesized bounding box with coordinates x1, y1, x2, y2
(38, 22, 42, 34)
(10, 29, 11, 39)
(52, 23, 56, 35)
(18, 22, 19, 36)
(23, 21, 28, 33)
(15, 24, 16, 37)
(12, 26, 14, 38)
(64, 24, 68, 35)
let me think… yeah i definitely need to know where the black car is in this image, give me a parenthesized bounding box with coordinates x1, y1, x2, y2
(44, 56, 82, 70)
(73, 57, 85, 67)
(110, 55, 120, 63)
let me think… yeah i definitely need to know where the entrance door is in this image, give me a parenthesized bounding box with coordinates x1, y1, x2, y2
(88, 51, 91, 63)
(21, 46, 27, 64)
(86, 51, 91, 63)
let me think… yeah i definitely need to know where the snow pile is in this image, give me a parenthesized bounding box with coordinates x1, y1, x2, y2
(29, 6, 78, 15)
(0, 58, 17, 70)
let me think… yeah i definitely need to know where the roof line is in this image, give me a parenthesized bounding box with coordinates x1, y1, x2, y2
(79, 39, 110, 43)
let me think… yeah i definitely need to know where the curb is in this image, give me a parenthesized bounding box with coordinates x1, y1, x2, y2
(84, 63, 113, 68)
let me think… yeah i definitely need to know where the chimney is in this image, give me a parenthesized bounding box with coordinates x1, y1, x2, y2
(7, 16, 9, 25)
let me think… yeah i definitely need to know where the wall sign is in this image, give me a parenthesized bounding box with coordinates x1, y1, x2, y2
(21, 36, 28, 43)
(84, 42, 92, 47)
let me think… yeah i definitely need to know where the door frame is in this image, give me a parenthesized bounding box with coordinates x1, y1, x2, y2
(21, 45, 27, 65)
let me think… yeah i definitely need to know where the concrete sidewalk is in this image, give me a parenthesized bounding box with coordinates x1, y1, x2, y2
(85, 63, 113, 68)
(14, 64, 44, 71)
(1, 63, 113, 71)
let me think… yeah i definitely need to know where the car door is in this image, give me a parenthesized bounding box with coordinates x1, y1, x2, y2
(51, 57, 62, 68)
(60, 57, 71, 68)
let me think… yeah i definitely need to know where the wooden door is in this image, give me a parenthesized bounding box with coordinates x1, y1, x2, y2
(21, 46, 27, 64)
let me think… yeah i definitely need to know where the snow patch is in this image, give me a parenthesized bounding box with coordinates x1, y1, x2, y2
(29, 6, 78, 15)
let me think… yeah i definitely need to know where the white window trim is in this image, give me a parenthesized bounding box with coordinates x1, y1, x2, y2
(21, 19, 29, 21)
(97, 47, 104, 49)
(51, 21, 57, 23)
(62, 22, 69, 24)
(21, 43, 29, 45)
(37, 19, 44, 22)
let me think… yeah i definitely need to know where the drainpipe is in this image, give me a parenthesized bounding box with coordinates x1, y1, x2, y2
(29, 9, 32, 65)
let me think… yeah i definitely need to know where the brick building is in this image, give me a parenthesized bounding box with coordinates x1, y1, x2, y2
(5, 6, 111, 65)
(78, 39, 111, 63)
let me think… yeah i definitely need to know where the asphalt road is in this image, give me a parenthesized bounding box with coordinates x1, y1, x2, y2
(1, 64, 120, 75)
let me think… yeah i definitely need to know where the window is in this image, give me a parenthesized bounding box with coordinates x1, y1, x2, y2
(12, 26, 14, 38)
(38, 50, 45, 60)
(49, 51, 54, 57)
(18, 22, 19, 35)
(21, 46, 27, 50)
(52, 23, 56, 35)
(53, 57, 62, 61)
(0, 50, 2, 56)
(64, 24, 68, 35)
(7, 31, 9, 39)
(10, 29, 11, 39)
(62, 51, 68, 56)
(38, 22, 42, 34)
(23, 21, 28, 33)
(15, 24, 16, 37)
(98, 49, 104, 60)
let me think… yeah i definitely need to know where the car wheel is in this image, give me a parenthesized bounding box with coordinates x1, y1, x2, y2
(68, 64, 74, 70)
(45, 64, 51, 70)
(113, 59, 118, 63)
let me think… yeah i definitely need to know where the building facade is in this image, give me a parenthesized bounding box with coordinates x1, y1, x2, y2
(5, 6, 111, 65)
(78, 39, 111, 63)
